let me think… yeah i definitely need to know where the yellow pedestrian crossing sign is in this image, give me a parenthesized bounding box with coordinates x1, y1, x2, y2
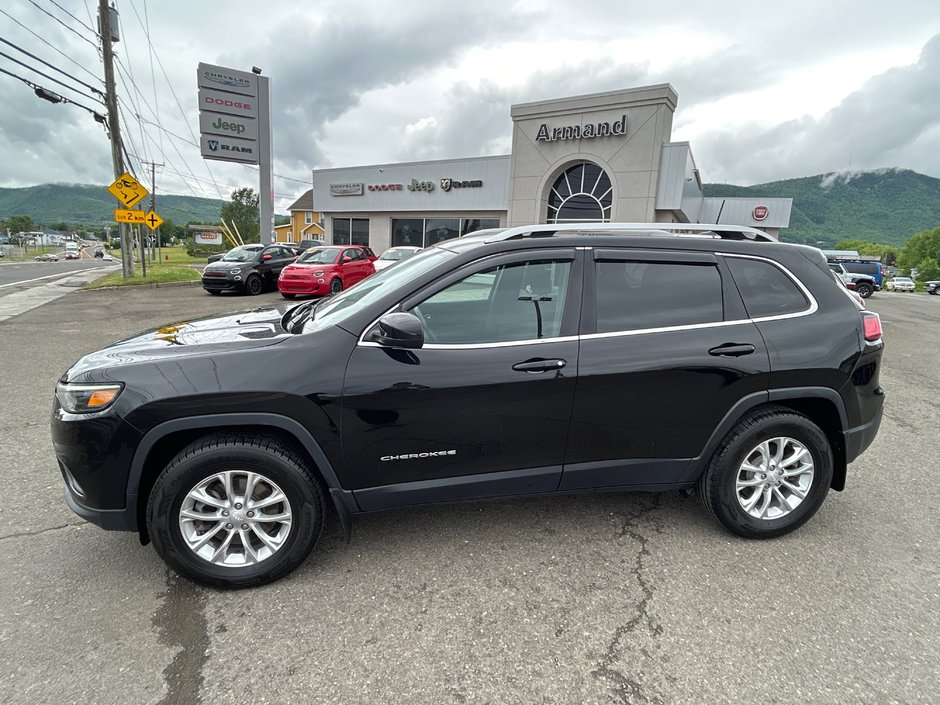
(144, 211, 163, 231)
(108, 171, 149, 208)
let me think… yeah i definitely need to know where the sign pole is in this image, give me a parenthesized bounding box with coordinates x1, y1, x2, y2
(258, 73, 273, 245)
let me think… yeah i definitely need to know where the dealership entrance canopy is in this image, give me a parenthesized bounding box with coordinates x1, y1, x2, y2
(311, 84, 791, 252)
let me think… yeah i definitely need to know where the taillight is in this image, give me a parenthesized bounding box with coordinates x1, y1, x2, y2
(862, 312, 882, 342)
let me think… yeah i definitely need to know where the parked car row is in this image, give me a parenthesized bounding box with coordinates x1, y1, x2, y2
(202, 242, 422, 298)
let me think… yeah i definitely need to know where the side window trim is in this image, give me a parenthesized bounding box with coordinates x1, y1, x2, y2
(358, 249, 582, 348)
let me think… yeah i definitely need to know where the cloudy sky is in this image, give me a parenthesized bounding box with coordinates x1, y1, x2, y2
(1, 0, 938, 211)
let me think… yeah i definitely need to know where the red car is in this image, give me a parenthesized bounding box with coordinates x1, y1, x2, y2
(278, 245, 376, 298)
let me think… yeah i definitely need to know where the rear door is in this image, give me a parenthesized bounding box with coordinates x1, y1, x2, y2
(561, 248, 771, 490)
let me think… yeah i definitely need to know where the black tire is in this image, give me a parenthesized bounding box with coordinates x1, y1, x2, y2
(206, 289, 221, 296)
(281, 292, 296, 299)
(245, 274, 263, 296)
(147, 433, 326, 589)
(330, 278, 343, 295)
(855, 282, 873, 298)
(698, 406, 833, 539)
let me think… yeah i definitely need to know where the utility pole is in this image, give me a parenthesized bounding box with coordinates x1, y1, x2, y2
(143, 160, 164, 263)
(99, 0, 133, 277)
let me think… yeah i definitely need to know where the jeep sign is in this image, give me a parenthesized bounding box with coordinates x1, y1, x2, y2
(199, 112, 258, 141)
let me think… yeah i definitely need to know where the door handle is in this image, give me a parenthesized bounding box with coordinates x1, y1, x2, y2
(708, 343, 756, 357)
(512, 358, 566, 373)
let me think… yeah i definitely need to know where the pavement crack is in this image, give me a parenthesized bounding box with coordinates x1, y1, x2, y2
(0, 521, 84, 542)
(154, 570, 209, 705)
(591, 497, 665, 705)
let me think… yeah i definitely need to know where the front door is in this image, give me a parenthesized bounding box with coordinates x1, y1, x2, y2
(341, 250, 582, 509)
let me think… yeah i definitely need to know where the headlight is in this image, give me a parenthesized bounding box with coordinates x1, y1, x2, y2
(230, 268, 241, 275)
(313, 271, 324, 277)
(56, 383, 123, 414)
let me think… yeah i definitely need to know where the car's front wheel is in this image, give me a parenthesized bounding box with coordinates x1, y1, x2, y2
(147, 434, 326, 589)
(698, 406, 832, 539)
(245, 274, 263, 296)
(855, 282, 873, 298)
(330, 278, 343, 295)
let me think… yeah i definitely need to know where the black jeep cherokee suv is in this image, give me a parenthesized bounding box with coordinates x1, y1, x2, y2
(52, 223, 885, 588)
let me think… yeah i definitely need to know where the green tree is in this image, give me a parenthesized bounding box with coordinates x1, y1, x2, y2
(833, 239, 898, 265)
(7, 214, 33, 233)
(220, 187, 259, 243)
(896, 226, 940, 275)
(914, 257, 940, 282)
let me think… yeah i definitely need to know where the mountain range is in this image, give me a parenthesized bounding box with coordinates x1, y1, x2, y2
(2, 168, 939, 246)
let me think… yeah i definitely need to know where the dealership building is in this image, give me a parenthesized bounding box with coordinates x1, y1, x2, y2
(309, 84, 792, 252)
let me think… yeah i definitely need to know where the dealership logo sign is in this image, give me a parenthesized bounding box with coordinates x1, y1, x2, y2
(211, 117, 247, 135)
(201, 69, 253, 92)
(440, 178, 483, 192)
(753, 205, 769, 221)
(407, 179, 435, 192)
(330, 182, 364, 196)
(368, 183, 403, 191)
(535, 114, 627, 142)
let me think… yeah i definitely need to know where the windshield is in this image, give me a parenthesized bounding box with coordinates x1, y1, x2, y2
(222, 246, 261, 262)
(297, 247, 342, 264)
(302, 247, 455, 334)
(380, 248, 410, 261)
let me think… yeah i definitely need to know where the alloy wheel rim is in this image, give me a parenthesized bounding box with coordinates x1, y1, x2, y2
(248, 277, 261, 294)
(179, 471, 292, 567)
(735, 437, 814, 520)
(331, 279, 342, 293)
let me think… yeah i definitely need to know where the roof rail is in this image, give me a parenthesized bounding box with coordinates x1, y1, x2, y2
(483, 222, 776, 244)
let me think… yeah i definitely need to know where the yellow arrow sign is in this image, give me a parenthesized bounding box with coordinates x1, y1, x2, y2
(114, 209, 146, 224)
(108, 171, 149, 208)
(144, 210, 163, 231)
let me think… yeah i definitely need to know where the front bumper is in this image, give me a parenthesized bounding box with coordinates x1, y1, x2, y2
(279, 279, 327, 295)
(202, 276, 243, 292)
(63, 484, 137, 531)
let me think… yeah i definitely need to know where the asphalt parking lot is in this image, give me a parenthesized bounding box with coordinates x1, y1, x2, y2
(1, 285, 938, 705)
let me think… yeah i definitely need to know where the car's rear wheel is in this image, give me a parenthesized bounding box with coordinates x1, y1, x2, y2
(245, 274, 263, 296)
(855, 282, 873, 298)
(147, 433, 326, 589)
(330, 278, 343, 295)
(698, 406, 832, 539)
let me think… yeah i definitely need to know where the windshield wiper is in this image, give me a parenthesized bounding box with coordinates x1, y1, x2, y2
(281, 298, 327, 334)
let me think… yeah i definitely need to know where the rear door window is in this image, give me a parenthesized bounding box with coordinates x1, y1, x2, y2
(594, 260, 723, 333)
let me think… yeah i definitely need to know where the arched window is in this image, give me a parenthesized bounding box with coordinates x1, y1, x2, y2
(547, 162, 612, 223)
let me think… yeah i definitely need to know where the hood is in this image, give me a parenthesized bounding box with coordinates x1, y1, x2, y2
(66, 303, 294, 379)
(204, 259, 256, 271)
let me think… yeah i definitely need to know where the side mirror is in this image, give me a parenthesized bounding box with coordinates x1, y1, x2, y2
(262, 254, 273, 261)
(372, 312, 424, 349)
(342, 256, 352, 263)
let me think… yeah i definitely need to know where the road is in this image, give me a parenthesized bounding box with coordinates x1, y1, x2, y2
(0, 258, 117, 291)
(0, 286, 937, 705)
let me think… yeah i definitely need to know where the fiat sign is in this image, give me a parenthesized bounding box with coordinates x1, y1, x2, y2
(753, 205, 769, 221)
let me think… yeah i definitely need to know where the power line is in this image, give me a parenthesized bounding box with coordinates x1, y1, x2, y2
(126, 0, 224, 200)
(0, 35, 103, 95)
(0, 8, 100, 82)
(0, 65, 106, 120)
(0, 48, 104, 104)
(142, 0, 163, 159)
(26, 0, 99, 49)
(45, 0, 100, 36)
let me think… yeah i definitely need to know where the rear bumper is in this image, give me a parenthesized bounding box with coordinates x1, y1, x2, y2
(845, 390, 884, 463)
